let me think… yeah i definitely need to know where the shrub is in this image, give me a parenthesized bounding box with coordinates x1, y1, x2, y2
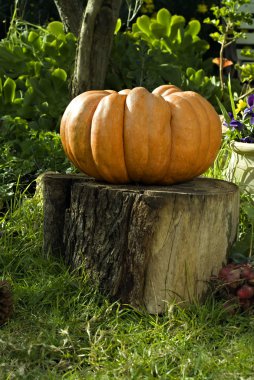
(106, 8, 225, 107)
(0, 20, 76, 206)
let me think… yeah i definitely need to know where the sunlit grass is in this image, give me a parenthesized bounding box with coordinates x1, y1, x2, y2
(0, 180, 254, 379)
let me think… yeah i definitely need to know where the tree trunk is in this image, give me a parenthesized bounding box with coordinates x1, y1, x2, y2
(53, 0, 84, 37)
(71, 0, 122, 96)
(54, 0, 121, 95)
(43, 174, 239, 314)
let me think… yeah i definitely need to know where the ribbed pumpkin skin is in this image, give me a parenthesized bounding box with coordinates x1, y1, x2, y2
(60, 86, 222, 185)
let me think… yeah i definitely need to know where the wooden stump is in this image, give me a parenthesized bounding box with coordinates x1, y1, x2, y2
(43, 174, 239, 314)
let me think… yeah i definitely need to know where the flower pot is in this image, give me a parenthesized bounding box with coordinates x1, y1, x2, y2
(225, 141, 254, 192)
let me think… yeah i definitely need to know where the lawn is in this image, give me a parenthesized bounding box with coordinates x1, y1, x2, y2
(1, 186, 254, 380)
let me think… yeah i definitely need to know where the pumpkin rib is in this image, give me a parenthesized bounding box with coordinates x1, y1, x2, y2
(152, 84, 182, 97)
(61, 91, 110, 179)
(123, 87, 172, 183)
(161, 93, 201, 184)
(119, 89, 131, 95)
(172, 91, 212, 177)
(194, 95, 222, 170)
(60, 95, 88, 172)
(91, 92, 130, 183)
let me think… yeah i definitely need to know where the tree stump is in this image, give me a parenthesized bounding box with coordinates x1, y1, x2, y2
(43, 174, 239, 314)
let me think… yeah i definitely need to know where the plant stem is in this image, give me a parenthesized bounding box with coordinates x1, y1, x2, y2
(249, 222, 254, 258)
(219, 40, 225, 93)
(238, 88, 254, 100)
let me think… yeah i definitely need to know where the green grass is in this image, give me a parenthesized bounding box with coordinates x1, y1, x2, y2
(1, 185, 254, 379)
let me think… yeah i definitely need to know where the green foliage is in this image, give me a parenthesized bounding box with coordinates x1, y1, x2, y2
(107, 9, 217, 97)
(0, 117, 70, 205)
(132, 8, 209, 67)
(204, 0, 253, 44)
(0, 20, 76, 205)
(237, 62, 254, 84)
(231, 193, 254, 260)
(106, 33, 183, 91)
(182, 67, 222, 104)
(204, 0, 253, 90)
(0, 20, 76, 123)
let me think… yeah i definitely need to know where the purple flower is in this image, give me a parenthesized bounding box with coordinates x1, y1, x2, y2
(247, 94, 254, 108)
(229, 118, 244, 131)
(240, 136, 254, 143)
(243, 94, 254, 123)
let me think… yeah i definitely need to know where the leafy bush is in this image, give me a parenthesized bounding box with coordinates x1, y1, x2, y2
(106, 8, 224, 105)
(0, 20, 76, 206)
(131, 8, 209, 69)
(106, 34, 183, 90)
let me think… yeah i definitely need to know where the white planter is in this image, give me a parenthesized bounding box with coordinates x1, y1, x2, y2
(225, 141, 254, 192)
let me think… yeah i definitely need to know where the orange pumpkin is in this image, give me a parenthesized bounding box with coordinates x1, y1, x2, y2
(60, 85, 221, 185)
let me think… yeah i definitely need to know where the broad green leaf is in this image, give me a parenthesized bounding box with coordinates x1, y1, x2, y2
(13, 98, 23, 106)
(132, 24, 140, 33)
(209, 32, 222, 42)
(43, 42, 58, 57)
(169, 15, 185, 41)
(216, 96, 231, 124)
(242, 204, 254, 221)
(150, 22, 167, 39)
(192, 39, 210, 53)
(157, 8, 171, 34)
(194, 69, 205, 85)
(170, 15, 185, 28)
(115, 18, 121, 34)
(47, 21, 64, 37)
(28, 31, 42, 50)
(185, 20, 201, 37)
(28, 31, 39, 43)
(136, 15, 151, 36)
(3, 77, 16, 104)
(186, 67, 196, 77)
(51, 68, 67, 82)
(34, 62, 42, 76)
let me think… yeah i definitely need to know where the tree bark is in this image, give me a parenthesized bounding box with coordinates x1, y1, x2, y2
(42, 173, 90, 257)
(43, 174, 239, 314)
(71, 0, 122, 96)
(53, 0, 84, 37)
(54, 0, 121, 95)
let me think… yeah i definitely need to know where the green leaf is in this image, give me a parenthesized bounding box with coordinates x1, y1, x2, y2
(170, 15, 185, 28)
(28, 31, 39, 43)
(150, 22, 167, 39)
(216, 96, 231, 124)
(47, 21, 64, 37)
(186, 67, 196, 77)
(209, 32, 222, 43)
(51, 68, 67, 82)
(194, 69, 205, 84)
(242, 204, 254, 222)
(27, 31, 42, 50)
(156, 8, 171, 34)
(227, 75, 237, 119)
(115, 18, 121, 34)
(3, 77, 16, 104)
(169, 15, 185, 41)
(203, 17, 211, 24)
(136, 15, 151, 36)
(185, 20, 201, 37)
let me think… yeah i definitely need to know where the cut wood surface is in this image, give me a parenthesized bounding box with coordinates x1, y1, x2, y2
(43, 174, 239, 314)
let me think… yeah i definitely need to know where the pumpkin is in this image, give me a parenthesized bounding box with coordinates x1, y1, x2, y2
(60, 85, 221, 185)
